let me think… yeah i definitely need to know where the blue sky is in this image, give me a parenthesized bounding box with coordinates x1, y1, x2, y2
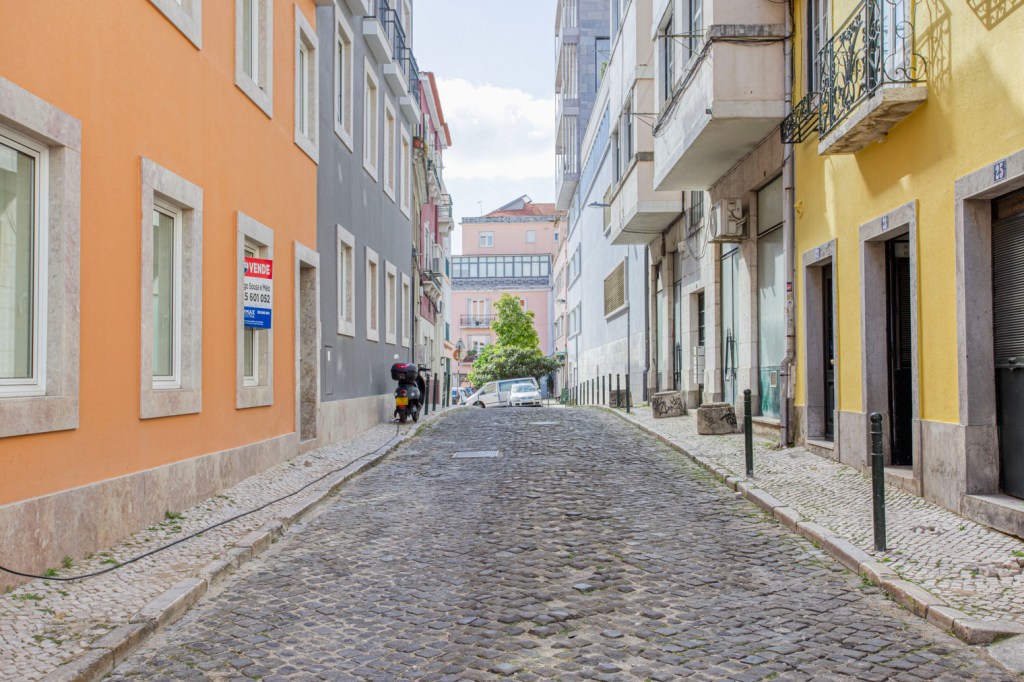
(414, 1, 557, 251)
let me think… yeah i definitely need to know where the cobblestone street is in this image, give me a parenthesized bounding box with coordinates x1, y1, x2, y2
(109, 408, 1014, 681)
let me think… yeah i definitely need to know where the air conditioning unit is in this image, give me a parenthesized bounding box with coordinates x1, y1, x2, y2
(708, 200, 746, 242)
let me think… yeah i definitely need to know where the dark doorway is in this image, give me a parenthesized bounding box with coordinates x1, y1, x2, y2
(822, 264, 835, 441)
(993, 189, 1024, 498)
(886, 239, 913, 466)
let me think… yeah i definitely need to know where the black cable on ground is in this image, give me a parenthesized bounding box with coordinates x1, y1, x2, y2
(0, 425, 404, 582)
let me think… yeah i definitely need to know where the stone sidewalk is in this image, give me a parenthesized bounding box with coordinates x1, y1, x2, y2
(607, 405, 1024, 649)
(0, 408, 454, 682)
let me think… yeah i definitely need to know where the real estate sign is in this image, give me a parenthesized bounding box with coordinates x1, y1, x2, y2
(243, 257, 273, 328)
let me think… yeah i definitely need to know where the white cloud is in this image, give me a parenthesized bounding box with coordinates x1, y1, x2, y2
(436, 77, 555, 183)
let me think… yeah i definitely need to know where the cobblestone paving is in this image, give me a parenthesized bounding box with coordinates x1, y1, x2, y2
(623, 408, 1024, 625)
(0, 419, 432, 681)
(110, 408, 1013, 681)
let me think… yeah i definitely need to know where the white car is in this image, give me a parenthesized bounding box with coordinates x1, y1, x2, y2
(508, 384, 542, 407)
(467, 377, 541, 408)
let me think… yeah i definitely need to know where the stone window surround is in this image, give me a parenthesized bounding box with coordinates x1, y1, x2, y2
(954, 149, 1024, 497)
(382, 96, 397, 201)
(236, 212, 274, 409)
(365, 246, 380, 342)
(140, 157, 203, 420)
(333, 7, 355, 152)
(401, 272, 411, 348)
(0, 76, 81, 439)
(801, 240, 837, 448)
(235, 0, 274, 118)
(148, 0, 203, 49)
(384, 260, 397, 344)
(294, 240, 320, 444)
(363, 58, 380, 181)
(860, 202, 920, 472)
(336, 224, 355, 337)
(400, 126, 411, 217)
(294, 5, 319, 164)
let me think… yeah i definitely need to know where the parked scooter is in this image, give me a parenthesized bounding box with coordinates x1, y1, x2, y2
(392, 363, 425, 423)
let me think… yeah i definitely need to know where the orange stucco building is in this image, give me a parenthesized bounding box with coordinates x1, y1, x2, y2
(0, 0, 322, 583)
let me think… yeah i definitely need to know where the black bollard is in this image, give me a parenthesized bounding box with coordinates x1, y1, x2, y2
(870, 412, 887, 551)
(433, 374, 439, 412)
(601, 375, 605, 406)
(625, 373, 631, 413)
(744, 389, 753, 478)
(616, 374, 621, 408)
(423, 374, 430, 416)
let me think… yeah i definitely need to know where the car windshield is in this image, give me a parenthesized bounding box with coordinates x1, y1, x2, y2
(511, 385, 534, 393)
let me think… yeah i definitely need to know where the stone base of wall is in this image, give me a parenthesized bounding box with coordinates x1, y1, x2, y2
(0, 432, 296, 591)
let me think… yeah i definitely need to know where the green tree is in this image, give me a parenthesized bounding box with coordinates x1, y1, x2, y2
(467, 294, 560, 386)
(490, 294, 539, 348)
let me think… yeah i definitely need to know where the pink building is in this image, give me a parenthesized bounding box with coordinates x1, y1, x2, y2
(452, 197, 564, 388)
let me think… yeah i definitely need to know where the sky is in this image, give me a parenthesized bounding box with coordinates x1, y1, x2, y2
(413, 0, 557, 253)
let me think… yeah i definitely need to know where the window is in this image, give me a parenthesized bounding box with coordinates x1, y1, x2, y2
(140, 157, 203, 419)
(604, 261, 627, 317)
(336, 225, 355, 337)
(237, 213, 274, 408)
(365, 247, 379, 341)
(569, 245, 582, 283)
(687, 0, 703, 58)
(807, 0, 829, 93)
(526, 230, 537, 243)
(334, 11, 354, 149)
(235, 0, 273, 116)
(383, 98, 396, 199)
(294, 6, 318, 162)
(385, 261, 397, 344)
(688, 190, 704, 234)
(479, 231, 494, 248)
(0, 78, 80, 438)
(554, 230, 560, 242)
(148, 0, 203, 49)
(621, 98, 633, 174)
(363, 60, 380, 179)
(400, 128, 411, 216)
(469, 335, 488, 353)
(401, 273, 410, 347)
(660, 12, 675, 104)
(451, 255, 552, 279)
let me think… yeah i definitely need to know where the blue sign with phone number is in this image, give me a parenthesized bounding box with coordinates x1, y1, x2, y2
(244, 307, 272, 329)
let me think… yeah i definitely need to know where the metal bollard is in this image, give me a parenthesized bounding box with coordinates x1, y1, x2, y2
(616, 375, 621, 408)
(744, 389, 753, 478)
(870, 412, 887, 551)
(601, 376, 605, 406)
(423, 375, 430, 416)
(625, 373, 631, 413)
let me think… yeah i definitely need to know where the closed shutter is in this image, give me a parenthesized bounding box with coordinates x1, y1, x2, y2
(993, 212, 1024, 365)
(604, 261, 626, 315)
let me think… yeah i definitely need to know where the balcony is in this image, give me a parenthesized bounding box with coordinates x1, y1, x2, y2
(609, 154, 684, 245)
(460, 315, 495, 328)
(653, 24, 787, 191)
(815, 0, 927, 154)
(401, 53, 421, 120)
(555, 114, 579, 210)
(362, 1, 391, 63)
(439, 194, 453, 230)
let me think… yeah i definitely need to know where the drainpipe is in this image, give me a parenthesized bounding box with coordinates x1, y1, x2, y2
(779, 3, 796, 447)
(643, 246, 650, 402)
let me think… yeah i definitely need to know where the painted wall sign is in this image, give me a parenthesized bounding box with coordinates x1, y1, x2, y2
(243, 257, 273, 328)
(995, 159, 1007, 182)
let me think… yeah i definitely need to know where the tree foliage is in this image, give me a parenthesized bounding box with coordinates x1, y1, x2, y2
(467, 294, 560, 386)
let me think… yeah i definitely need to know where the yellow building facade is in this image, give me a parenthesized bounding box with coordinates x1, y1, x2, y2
(789, 0, 1024, 535)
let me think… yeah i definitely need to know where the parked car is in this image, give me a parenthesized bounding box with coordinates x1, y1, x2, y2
(467, 377, 540, 408)
(451, 387, 473, 404)
(508, 384, 542, 407)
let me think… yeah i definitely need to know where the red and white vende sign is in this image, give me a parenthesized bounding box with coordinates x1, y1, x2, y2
(243, 257, 273, 329)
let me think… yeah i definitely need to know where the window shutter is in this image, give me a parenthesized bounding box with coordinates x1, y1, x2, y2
(604, 261, 626, 315)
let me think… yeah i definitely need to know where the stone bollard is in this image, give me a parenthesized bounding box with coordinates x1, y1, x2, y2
(651, 391, 687, 419)
(696, 402, 740, 435)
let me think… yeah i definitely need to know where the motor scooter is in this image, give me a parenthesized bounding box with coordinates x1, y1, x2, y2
(392, 363, 425, 423)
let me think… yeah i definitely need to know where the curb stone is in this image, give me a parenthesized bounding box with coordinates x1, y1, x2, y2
(39, 410, 454, 682)
(601, 405, 1024, 648)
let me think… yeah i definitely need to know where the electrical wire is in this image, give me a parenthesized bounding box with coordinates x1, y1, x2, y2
(0, 425, 405, 582)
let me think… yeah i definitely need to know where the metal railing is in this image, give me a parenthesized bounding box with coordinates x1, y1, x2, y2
(460, 315, 495, 327)
(818, 0, 926, 135)
(371, 0, 420, 99)
(439, 194, 453, 222)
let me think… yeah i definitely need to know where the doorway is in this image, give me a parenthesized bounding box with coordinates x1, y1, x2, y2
(992, 189, 1024, 498)
(886, 239, 913, 466)
(721, 245, 739, 405)
(822, 264, 835, 440)
(295, 243, 320, 444)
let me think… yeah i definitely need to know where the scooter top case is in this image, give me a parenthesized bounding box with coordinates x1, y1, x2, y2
(391, 362, 419, 382)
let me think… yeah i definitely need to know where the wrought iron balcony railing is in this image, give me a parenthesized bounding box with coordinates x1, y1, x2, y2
(781, 92, 821, 144)
(817, 0, 926, 135)
(460, 315, 495, 327)
(439, 194, 453, 222)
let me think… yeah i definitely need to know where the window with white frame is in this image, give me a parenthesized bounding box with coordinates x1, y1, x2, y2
(363, 60, 380, 179)
(383, 98, 396, 199)
(660, 11, 675, 104)
(687, 0, 704, 57)
(365, 246, 379, 341)
(807, 0, 830, 93)
(479, 231, 494, 248)
(294, 6, 318, 162)
(620, 98, 633, 175)
(148, 0, 203, 49)
(0, 78, 81, 439)
(400, 127, 411, 216)
(236, 0, 273, 116)
(385, 261, 397, 344)
(334, 11, 354, 149)
(336, 224, 355, 337)
(237, 213, 273, 408)
(526, 229, 537, 243)
(401, 273, 410, 347)
(140, 157, 203, 419)
(469, 335, 488, 353)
